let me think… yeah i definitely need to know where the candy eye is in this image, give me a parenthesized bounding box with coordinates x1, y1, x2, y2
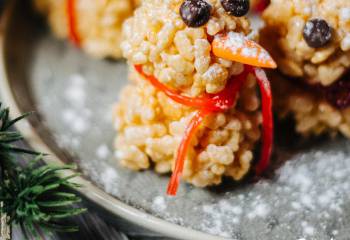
(180, 0, 212, 28)
(220, 0, 250, 17)
(303, 18, 332, 48)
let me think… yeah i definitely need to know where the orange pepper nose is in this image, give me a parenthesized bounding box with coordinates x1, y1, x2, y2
(212, 32, 277, 69)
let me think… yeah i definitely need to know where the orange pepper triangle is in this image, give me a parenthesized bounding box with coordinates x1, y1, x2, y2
(212, 32, 277, 69)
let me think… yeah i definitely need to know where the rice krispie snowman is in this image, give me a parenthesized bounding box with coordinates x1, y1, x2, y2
(261, 0, 350, 137)
(114, 0, 277, 195)
(34, 0, 141, 58)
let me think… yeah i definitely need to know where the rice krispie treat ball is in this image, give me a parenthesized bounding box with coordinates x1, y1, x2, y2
(261, 0, 350, 86)
(271, 72, 350, 137)
(116, 0, 276, 194)
(34, 0, 140, 58)
(114, 72, 261, 187)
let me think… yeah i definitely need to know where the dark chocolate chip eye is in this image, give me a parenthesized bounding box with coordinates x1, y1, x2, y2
(303, 19, 332, 48)
(180, 0, 212, 28)
(220, 0, 250, 17)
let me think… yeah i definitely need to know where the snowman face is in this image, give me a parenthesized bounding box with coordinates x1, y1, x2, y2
(121, 0, 275, 96)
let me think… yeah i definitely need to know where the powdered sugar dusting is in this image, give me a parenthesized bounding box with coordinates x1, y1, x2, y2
(62, 108, 90, 134)
(247, 201, 270, 219)
(60, 74, 91, 138)
(301, 221, 315, 236)
(119, 146, 350, 239)
(218, 32, 245, 54)
(65, 74, 86, 107)
(195, 149, 350, 238)
(201, 199, 244, 237)
(100, 167, 119, 194)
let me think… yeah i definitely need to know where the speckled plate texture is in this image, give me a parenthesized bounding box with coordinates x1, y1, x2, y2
(2, 2, 350, 240)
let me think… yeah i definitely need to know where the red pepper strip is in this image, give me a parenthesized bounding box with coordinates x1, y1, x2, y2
(166, 109, 211, 196)
(134, 65, 249, 112)
(252, 67, 273, 175)
(66, 0, 81, 46)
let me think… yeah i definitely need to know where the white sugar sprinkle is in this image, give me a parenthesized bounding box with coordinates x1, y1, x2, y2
(60, 74, 91, 135)
(340, 8, 350, 21)
(64, 74, 86, 106)
(341, 34, 350, 51)
(96, 145, 110, 159)
(100, 167, 118, 193)
(71, 116, 89, 133)
(301, 221, 315, 236)
(62, 109, 76, 123)
(152, 196, 167, 212)
(247, 202, 270, 219)
(304, 21, 314, 36)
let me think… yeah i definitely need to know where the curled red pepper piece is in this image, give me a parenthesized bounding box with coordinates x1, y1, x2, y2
(134, 65, 249, 112)
(66, 0, 81, 46)
(252, 67, 273, 175)
(134, 64, 273, 196)
(167, 109, 211, 196)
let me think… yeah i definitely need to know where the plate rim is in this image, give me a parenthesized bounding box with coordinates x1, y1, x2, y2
(0, 2, 223, 240)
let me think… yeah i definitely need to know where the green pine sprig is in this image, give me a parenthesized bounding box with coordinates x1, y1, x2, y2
(0, 103, 86, 239)
(1, 156, 86, 238)
(0, 103, 37, 165)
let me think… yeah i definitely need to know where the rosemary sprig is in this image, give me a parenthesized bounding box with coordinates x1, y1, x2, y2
(0, 103, 86, 239)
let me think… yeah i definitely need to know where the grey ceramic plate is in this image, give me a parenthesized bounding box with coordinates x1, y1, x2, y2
(2, 1, 350, 240)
